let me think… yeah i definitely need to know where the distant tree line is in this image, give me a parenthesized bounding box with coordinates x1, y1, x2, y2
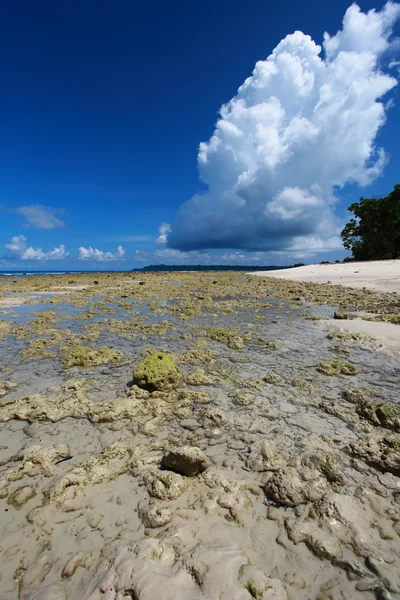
(341, 184, 400, 261)
(133, 264, 305, 273)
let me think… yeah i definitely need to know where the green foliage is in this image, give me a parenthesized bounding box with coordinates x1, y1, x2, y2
(341, 185, 400, 260)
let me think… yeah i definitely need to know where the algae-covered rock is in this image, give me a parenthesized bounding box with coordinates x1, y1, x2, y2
(346, 432, 400, 476)
(50, 442, 133, 509)
(334, 310, 348, 319)
(295, 452, 345, 491)
(138, 503, 172, 528)
(247, 441, 283, 472)
(174, 349, 216, 364)
(203, 327, 244, 349)
(374, 403, 400, 432)
(265, 467, 328, 506)
(185, 368, 218, 386)
(132, 352, 182, 391)
(7, 485, 36, 509)
(2, 444, 71, 485)
(238, 565, 288, 600)
(344, 388, 400, 432)
(291, 378, 313, 390)
(64, 345, 124, 368)
(233, 391, 255, 406)
(263, 372, 282, 384)
(343, 388, 371, 404)
(162, 446, 209, 476)
(317, 359, 361, 376)
(257, 337, 282, 350)
(327, 331, 364, 344)
(177, 389, 212, 405)
(146, 470, 187, 500)
(20, 339, 56, 360)
(0, 380, 18, 398)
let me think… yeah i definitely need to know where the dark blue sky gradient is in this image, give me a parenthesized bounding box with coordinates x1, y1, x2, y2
(0, 0, 398, 266)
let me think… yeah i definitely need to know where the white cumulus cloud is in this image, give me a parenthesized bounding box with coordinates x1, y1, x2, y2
(167, 2, 400, 253)
(4, 235, 69, 260)
(78, 245, 126, 261)
(16, 204, 65, 229)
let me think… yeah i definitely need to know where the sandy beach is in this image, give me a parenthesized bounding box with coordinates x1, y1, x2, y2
(0, 271, 399, 600)
(251, 260, 400, 293)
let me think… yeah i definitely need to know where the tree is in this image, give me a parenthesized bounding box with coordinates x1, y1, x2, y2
(341, 185, 400, 261)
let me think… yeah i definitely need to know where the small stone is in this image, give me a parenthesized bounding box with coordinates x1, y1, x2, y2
(334, 310, 348, 319)
(162, 446, 209, 477)
(263, 372, 282, 384)
(138, 504, 172, 528)
(233, 391, 255, 406)
(147, 471, 187, 500)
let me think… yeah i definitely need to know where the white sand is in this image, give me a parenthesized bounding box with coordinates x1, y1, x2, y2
(327, 318, 400, 355)
(251, 259, 400, 293)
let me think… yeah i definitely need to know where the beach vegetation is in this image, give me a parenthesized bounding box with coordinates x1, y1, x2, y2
(341, 184, 400, 260)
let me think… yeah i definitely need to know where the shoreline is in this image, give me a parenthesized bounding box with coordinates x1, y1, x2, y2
(250, 259, 400, 293)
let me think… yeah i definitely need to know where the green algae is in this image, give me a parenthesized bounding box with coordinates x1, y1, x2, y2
(317, 359, 361, 376)
(310, 452, 345, 492)
(20, 338, 57, 360)
(63, 345, 124, 368)
(362, 314, 400, 325)
(256, 337, 282, 350)
(173, 348, 216, 365)
(263, 372, 282, 384)
(201, 326, 245, 350)
(303, 315, 329, 321)
(327, 331, 365, 344)
(291, 378, 313, 390)
(185, 368, 218, 386)
(132, 352, 182, 391)
(344, 388, 400, 432)
(0, 380, 18, 398)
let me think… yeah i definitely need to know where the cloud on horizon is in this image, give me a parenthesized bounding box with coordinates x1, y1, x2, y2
(78, 245, 126, 262)
(167, 2, 400, 254)
(5, 235, 69, 260)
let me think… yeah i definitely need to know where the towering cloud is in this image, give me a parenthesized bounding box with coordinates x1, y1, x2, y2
(167, 2, 400, 254)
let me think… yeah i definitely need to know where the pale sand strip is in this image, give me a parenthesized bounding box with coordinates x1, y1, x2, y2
(328, 318, 400, 355)
(251, 260, 400, 293)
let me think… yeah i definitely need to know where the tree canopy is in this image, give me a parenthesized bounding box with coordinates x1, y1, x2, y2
(341, 184, 400, 261)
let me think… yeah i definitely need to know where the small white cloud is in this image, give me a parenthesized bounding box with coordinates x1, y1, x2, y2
(78, 245, 125, 262)
(5, 235, 27, 259)
(156, 222, 171, 245)
(17, 204, 65, 229)
(4, 235, 69, 260)
(44, 245, 69, 260)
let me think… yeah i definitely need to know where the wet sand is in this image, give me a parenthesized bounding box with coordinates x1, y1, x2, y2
(0, 272, 399, 600)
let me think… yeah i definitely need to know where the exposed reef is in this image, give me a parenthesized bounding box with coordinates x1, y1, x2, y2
(0, 270, 398, 600)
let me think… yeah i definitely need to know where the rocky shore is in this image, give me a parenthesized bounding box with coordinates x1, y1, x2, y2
(0, 271, 399, 599)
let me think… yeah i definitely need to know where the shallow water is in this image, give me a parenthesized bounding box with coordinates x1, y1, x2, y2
(0, 274, 399, 600)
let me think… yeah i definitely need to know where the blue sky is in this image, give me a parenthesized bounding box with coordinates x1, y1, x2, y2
(0, 0, 399, 270)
